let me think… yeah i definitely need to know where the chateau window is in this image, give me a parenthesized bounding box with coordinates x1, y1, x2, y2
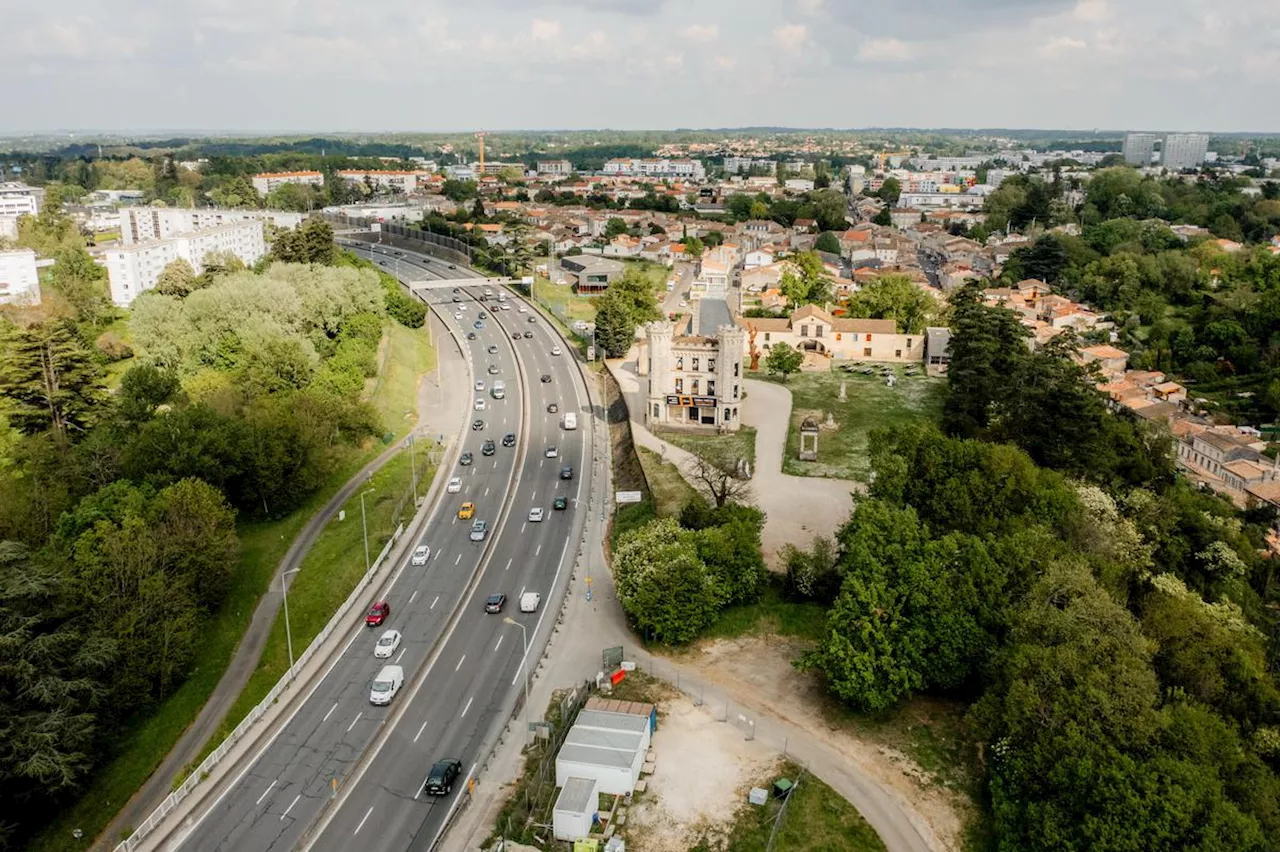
(675, 378, 683, 393)
(733, 384, 739, 399)
(815, 326, 824, 338)
(734, 362, 740, 377)
(692, 357, 699, 371)
(707, 380, 716, 395)
(800, 325, 809, 337)
(692, 379, 700, 393)
(708, 358, 715, 371)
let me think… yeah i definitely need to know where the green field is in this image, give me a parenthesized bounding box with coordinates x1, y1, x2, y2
(31, 321, 437, 852)
(655, 425, 757, 469)
(759, 367, 946, 482)
(712, 761, 887, 852)
(636, 445, 702, 517)
(702, 579, 828, 643)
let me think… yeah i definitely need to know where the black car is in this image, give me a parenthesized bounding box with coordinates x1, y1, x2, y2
(460, 452, 473, 466)
(452, 296, 461, 302)
(472, 419, 485, 431)
(547, 402, 559, 414)
(484, 593, 506, 614)
(452, 287, 461, 293)
(482, 439, 496, 456)
(560, 465, 574, 480)
(466, 331, 477, 340)
(423, 758, 462, 796)
(502, 433, 517, 447)
(487, 344, 499, 354)
(527, 316, 537, 324)
(512, 332, 522, 340)
(540, 374, 552, 384)
(553, 495, 568, 510)
(523, 331, 534, 339)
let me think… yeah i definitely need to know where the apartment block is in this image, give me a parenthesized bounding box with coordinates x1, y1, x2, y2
(0, 181, 44, 218)
(120, 207, 306, 244)
(0, 248, 43, 305)
(336, 170, 430, 192)
(1161, 133, 1210, 171)
(105, 220, 266, 306)
(537, 160, 573, 176)
(251, 171, 325, 196)
(603, 158, 706, 181)
(1122, 133, 1159, 166)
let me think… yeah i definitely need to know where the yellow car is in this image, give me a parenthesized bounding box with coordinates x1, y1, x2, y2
(457, 501, 475, 520)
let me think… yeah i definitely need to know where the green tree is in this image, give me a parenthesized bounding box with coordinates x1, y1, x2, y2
(877, 177, 901, 205)
(941, 283, 1030, 438)
(154, 258, 199, 297)
(872, 207, 892, 226)
(205, 175, 260, 209)
(604, 217, 628, 239)
(764, 342, 803, 380)
(844, 274, 937, 334)
(440, 179, 477, 202)
(117, 364, 180, 426)
(809, 189, 850, 232)
(779, 251, 831, 307)
(49, 246, 113, 327)
(613, 519, 721, 644)
(814, 231, 842, 255)
(0, 320, 107, 443)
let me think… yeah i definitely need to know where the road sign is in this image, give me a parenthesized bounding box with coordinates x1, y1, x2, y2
(615, 490, 643, 504)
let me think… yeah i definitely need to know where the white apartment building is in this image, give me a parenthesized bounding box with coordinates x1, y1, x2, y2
(0, 181, 44, 218)
(120, 207, 305, 244)
(722, 157, 776, 175)
(537, 160, 573, 176)
(105, 220, 266, 306)
(336, 170, 429, 192)
(1162, 133, 1210, 171)
(898, 191, 986, 210)
(603, 158, 706, 182)
(251, 171, 325, 196)
(908, 156, 985, 171)
(0, 248, 44, 305)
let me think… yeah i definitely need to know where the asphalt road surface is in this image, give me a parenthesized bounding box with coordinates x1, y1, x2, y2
(172, 243, 592, 852)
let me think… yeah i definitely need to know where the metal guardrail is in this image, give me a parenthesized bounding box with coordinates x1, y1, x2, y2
(114, 522, 408, 851)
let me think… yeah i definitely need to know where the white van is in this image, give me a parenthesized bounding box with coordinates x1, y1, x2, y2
(561, 411, 578, 430)
(369, 665, 404, 706)
(497, 292, 507, 303)
(491, 380, 506, 400)
(520, 592, 541, 613)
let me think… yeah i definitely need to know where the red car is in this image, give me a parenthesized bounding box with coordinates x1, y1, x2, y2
(365, 601, 390, 627)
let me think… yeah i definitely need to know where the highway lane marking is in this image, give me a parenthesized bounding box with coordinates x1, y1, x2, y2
(455, 553, 462, 565)
(431, 595, 440, 609)
(322, 702, 338, 723)
(455, 654, 466, 672)
(409, 589, 419, 604)
(521, 522, 527, 534)
(414, 719, 429, 743)
(505, 557, 512, 571)
(435, 549, 443, 560)
(395, 648, 406, 664)
(460, 696, 474, 718)
(484, 487, 490, 497)
(347, 712, 363, 733)
(494, 635, 504, 652)
(536, 544, 542, 556)
(255, 779, 276, 805)
(520, 586, 526, 598)
(354, 806, 375, 836)
(281, 793, 301, 821)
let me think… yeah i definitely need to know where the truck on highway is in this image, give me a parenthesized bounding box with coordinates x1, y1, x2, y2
(561, 411, 577, 430)
(491, 380, 506, 399)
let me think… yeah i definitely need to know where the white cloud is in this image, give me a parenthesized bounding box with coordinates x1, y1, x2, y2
(1073, 0, 1111, 21)
(713, 54, 738, 70)
(796, 0, 825, 13)
(773, 23, 809, 52)
(679, 23, 719, 43)
(1038, 35, 1087, 57)
(858, 37, 915, 62)
(530, 18, 562, 40)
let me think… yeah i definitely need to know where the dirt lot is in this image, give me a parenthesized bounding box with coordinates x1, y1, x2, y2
(680, 636, 974, 852)
(627, 696, 781, 851)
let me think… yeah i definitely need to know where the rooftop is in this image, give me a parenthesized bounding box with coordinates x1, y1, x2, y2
(697, 298, 734, 336)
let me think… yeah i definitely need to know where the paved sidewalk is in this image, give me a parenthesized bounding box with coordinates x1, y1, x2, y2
(605, 349, 859, 565)
(96, 315, 466, 850)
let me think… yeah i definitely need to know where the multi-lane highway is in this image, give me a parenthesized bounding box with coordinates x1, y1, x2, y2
(168, 241, 593, 852)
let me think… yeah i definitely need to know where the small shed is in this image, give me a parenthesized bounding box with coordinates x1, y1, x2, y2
(553, 776, 599, 841)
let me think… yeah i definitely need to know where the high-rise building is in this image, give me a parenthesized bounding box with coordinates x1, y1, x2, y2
(1161, 133, 1210, 171)
(1122, 133, 1159, 166)
(104, 220, 266, 307)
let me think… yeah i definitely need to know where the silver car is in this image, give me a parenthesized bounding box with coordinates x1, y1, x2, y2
(411, 545, 431, 566)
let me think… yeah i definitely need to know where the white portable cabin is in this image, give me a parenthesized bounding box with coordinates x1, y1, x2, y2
(554, 709, 651, 795)
(553, 776, 598, 841)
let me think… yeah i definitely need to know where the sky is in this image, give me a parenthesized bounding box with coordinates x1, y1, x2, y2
(5, 0, 1279, 133)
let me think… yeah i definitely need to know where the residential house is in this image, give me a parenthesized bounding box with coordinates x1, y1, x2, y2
(1081, 344, 1130, 381)
(560, 255, 625, 293)
(735, 305, 925, 363)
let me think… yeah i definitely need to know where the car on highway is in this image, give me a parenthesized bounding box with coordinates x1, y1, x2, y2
(460, 452, 474, 466)
(487, 344, 499, 354)
(457, 501, 475, 520)
(423, 758, 462, 796)
(511, 332, 522, 340)
(551, 346, 562, 356)
(488, 364, 500, 375)
(469, 520, 488, 542)
(478, 310, 487, 319)
(482, 439, 496, 456)
(484, 593, 506, 613)
(369, 665, 404, 706)
(366, 601, 390, 627)
(547, 402, 559, 414)
(503, 432, 517, 447)
(446, 477, 462, 493)
(527, 316, 537, 324)
(545, 445, 558, 458)
(518, 305, 528, 313)
(411, 545, 431, 565)
(540, 374, 552, 383)
(474, 398, 486, 411)
(374, 629, 402, 659)
(473, 320, 484, 330)
(453, 312, 462, 320)
(471, 419, 485, 431)
(553, 495, 568, 511)
(474, 380, 485, 392)
(523, 331, 534, 339)
(466, 331, 477, 340)
(453, 287, 461, 293)
(452, 296, 461, 303)
(528, 507, 544, 522)
(560, 465, 574, 480)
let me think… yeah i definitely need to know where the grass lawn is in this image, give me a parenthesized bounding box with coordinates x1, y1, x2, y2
(31, 322, 436, 852)
(371, 321, 438, 441)
(98, 315, 136, 391)
(759, 367, 945, 482)
(702, 580, 827, 644)
(655, 426, 757, 469)
(636, 445, 703, 517)
(533, 277, 597, 326)
(713, 760, 887, 852)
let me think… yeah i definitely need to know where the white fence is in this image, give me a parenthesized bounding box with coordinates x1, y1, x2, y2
(114, 524, 405, 851)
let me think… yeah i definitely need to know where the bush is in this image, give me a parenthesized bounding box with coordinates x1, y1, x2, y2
(384, 282, 427, 328)
(95, 331, 134, 361)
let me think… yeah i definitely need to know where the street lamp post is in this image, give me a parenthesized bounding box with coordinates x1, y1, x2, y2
(409, 432, 419, 508)
(504, 617, 531, 742)
(282, 567, 302, 678)
(360, 487, 375, 578)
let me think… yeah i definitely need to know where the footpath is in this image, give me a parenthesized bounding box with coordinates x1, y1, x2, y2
(95, 315, 467, 850)
(441, 353, 936, 852)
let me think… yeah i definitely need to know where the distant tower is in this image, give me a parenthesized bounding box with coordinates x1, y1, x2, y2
(475, 131, 487, 172)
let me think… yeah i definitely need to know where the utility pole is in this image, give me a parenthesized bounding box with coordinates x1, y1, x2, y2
(360, 486, 375, 577)
(281, 568, 301, 678)
(409, 433, 419, 507)
(504, 618, 530, 743)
